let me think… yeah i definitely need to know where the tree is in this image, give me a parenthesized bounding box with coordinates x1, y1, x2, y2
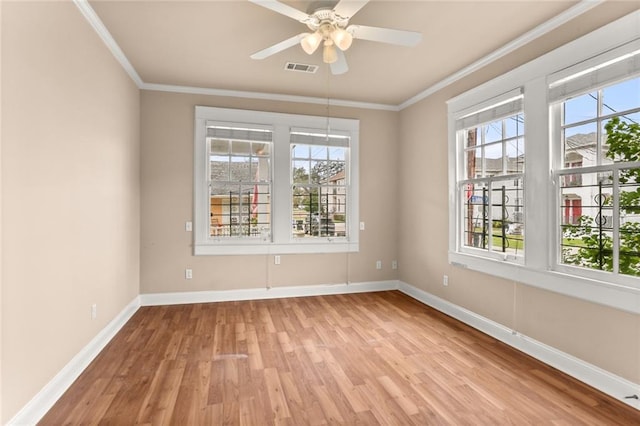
(292, 162, 345, 214)
(563, 117, 640, 275)
(292, 167, 315, 212)
(311, 161, 344, 182)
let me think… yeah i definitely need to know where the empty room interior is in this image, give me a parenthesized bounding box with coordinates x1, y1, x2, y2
(2, 0, 640, 424)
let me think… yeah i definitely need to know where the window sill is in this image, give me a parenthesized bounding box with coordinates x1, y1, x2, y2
(448, 251, 640, 314)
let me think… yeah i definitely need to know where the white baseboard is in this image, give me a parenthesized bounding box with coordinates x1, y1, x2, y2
(7, 296, 141, 426)
(11, 279, 637, 425)
(140, 280, 399, 306)
(8, 281, 396, 425)
(398, 281, 640, 411)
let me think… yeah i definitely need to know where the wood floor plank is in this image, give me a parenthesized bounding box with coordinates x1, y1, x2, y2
(263, 367, 292, 420)
(40, 291, 640, 425)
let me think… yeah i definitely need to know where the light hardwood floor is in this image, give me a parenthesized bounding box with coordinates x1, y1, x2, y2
(41, 291, 639, 424)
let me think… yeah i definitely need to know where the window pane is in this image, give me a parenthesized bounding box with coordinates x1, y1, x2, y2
(601, 77, 640, 116)
(210, 189, 244, 237)
(293, 161, 310, 184)
(505, 115, 524, 139)
(292, 144, 309, 159)
(490, 180, 524, 256)
(483, 121, 502, 144)
(464, 147, 482, 179)
(255, 143, 270, 157)
(310, 146, 327, 160)
(619, 167, 640, 276)
(464, 128, 479, 149)
(310, 161, 324, 184)
(251, 157, 270, 182)
(208, 135, 272, 239)
(292, 187, 334, 237)
(560, 171, 613, 271)
(211, 139, 229, 154)
(210, 184, 272, 238)
(210, 155, 229, 181)
(564, 122, 597, 166)
(459, 111, 523, 260)
(618, 112, 640, 126)
(329, 147, 345, 161)
(602, 114, 640, 163)
(291, 144, 346, 239)
(484, 143, 503, 176)
(564, 92, 597, 125)
(230, 156, 251, 182)
(462, 182, 489, 249)
(506, 137, 525, 174)
(231, 140, 251, 155)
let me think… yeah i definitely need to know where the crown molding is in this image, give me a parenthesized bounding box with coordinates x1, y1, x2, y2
(140, 82, 399, 111)
(73, 0, 143, 88)
(398, 0, 605, 110)
(75, 0, 603, 112)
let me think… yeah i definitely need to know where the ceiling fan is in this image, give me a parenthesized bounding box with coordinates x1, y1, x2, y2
(249, 0, 422, 75)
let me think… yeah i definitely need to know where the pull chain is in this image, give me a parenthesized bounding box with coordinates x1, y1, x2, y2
(326, 63, 331, 141)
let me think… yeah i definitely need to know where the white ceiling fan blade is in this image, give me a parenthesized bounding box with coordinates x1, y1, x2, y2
(331, 49, 349, 75)
(250, 34, 305, 60)
(248, 0, 310, 22)
(348, 25, 422, 46)
(333, 0, 369, 19)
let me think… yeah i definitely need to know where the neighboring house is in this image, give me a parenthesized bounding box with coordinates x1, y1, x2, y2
(323, 169, 347, 216)
(562, 132, 609, 226)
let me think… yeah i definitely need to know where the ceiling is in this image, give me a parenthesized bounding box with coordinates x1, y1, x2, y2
(88, 0, 583, 106)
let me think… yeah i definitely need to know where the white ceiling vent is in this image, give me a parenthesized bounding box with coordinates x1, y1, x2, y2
(284, 62, 319, 74)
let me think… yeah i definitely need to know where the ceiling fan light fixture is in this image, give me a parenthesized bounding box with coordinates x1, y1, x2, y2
(331, 27, 353, 51)
(323, 41, 338, 64)
(301, 31, 322, 55)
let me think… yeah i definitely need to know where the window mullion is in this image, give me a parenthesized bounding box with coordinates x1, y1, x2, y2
(502, 119, 507, 175)
(612, 170, 620, 274)
(487, 180, 494, 252)
(272, 124, 291, 245)
(597, 88, 604, 166)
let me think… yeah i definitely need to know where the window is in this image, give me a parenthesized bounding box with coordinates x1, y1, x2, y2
(194, 107, 359, 255)
(553, 74, 640, 278)
(208, 126, 272, 239)
(455, 93, 525, 261)
(290, 132, 349, 238)
(448, 11, 640, 312)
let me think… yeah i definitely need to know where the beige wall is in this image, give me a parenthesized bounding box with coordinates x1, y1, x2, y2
(140, 91, 399, 294)
(1, 1, 140, 421)
(1, 0, 639, 421)
(0, 1, 3, 421)
(398, 1, 640, 383)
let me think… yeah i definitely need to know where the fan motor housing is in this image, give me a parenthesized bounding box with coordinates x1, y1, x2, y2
(305, 2, 349, 31)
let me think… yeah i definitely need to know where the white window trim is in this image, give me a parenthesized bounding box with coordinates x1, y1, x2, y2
(194, 106, 359, 255)
(448, 11, 640, 314)
(454, 89, 525, 263)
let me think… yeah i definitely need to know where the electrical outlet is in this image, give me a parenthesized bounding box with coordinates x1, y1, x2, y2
(360, 221, 365, 231)
(376, 260, 382, 270)
(391, 260, 398, 270)
(91, 304, 97, 320)
(185, 221, 193, 232)
(275, 255, 281, 265)
(443, 275, 449, 286)
(185, 268, 193, 279)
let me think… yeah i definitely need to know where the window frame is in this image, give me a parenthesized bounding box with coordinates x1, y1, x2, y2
(194, 106, 359, 255)
(207, 122, 274, 241)
(454, 92, 526, 263)
(447, 11, 640, 314)
(551, 77, 640, 286)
